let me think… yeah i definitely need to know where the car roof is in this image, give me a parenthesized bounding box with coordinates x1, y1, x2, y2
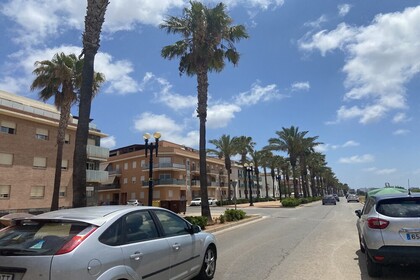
(25, 206, 160, 226)
(371, 192, 420, 202)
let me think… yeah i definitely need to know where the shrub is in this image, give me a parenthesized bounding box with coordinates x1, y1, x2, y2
(219, 214, 225, 224)
(185, 216, 208, 229)
(281, 198, 301, 207)
(224, 209, 246, 221)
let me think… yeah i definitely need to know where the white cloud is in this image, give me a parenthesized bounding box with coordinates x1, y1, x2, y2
(133, 112, 198, 147)
(300, 6, 420, 124)
(235, 82, 284, 106)
(338, 4, 351, 17)
(339, 154, 374, 164)
(393, 129, 409, 135)
(315, 140, 359, 152)
(291, 81, 310, 91)
(364, 167, 397, 175)
(101, 136, 117, 149)
(207, 103, 242, 129)
(342, 140, 359, 147)
(392, 112, 411, 123)
(304, 15, 327, 29)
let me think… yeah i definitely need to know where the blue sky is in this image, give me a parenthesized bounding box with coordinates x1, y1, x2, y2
(1, 0, 420, 190)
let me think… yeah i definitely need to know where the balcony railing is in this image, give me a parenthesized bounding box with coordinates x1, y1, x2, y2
(86, 169, 109, 183)
(97, 183, 120, 191)
(87, 145, 109, 161)
(142, 163, 186, 170)
(142, 178, 186, 186)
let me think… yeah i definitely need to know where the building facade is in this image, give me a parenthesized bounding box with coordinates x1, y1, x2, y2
(99, 141, 229, 205)
(0, 90, 109, 214)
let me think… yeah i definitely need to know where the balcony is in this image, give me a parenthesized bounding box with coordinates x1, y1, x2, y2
(142, 163, 186, 170)
(86, 169, 109, 183)
(142, 178, 186, 186)
(87, 145, 109, 161)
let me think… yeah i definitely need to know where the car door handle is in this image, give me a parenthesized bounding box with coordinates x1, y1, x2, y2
(172, 243, 181, 251)
(130, 251, 143, 261)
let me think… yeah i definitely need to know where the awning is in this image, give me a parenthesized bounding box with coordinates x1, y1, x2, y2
(103, 175, 116, 185)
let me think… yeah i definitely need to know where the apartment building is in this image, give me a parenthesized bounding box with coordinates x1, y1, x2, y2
(0, 90, 109, 214)
(99, 141, 229, 205)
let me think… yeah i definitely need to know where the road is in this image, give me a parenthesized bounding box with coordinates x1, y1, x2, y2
(188, 200, 420, 280)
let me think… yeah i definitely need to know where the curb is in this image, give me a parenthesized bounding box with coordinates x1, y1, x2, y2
(204, 215, 262, 233)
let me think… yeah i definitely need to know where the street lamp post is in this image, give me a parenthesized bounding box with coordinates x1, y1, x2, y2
(244, 163, 254, 206)
(143, 132, 161, 206)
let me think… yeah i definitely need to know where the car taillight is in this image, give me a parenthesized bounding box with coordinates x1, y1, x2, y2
(367, 217, 389, 229)
(56, 226, 97, 255)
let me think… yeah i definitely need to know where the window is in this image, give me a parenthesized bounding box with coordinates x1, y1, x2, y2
(59, 186, 66, 197)
(64, 133, 70, 144)
(30, 186, 45, 198)
(131, 176, 136, 184)
(132, 161, 137, 168)
(123, 178, 128, 184)
(0, 185, 11, 198)
(124, 211, 158, 243)
(33, 157, 47, 168)
(0, 120, 16, 134)
(124, 162, 128, 170)
(0, 153, 13, 165)
(35, 128, 49, 140)
(87, 138, 96, 145)
(61, 160, 68, 170)
(154, 210, 190, 237)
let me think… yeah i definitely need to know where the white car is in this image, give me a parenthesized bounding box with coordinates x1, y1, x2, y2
(190, 197, 202, 206)
(208, 198, 218, 206)
(127, 199, 143, 206)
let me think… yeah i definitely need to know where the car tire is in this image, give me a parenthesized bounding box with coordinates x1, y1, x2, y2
(196, 246, 217, 280)
(366, 252, 382, 277)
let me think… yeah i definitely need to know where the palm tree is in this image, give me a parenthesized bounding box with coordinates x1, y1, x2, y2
(73, 0, 109, 208)
(269, 155, 283, 198)
(260, 149, 273, 199)
(298, 136, 321, 197)
(207, 134, 238, 201)
(31, 53, 105, 211)
(267, 126, 306, 198)
(31, 53, 80, 211)
(234, 136, 255, 199)
(249, 149, 263, 200)
(160, 1, 248, 220)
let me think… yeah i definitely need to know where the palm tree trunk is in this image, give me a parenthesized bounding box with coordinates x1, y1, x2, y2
(51, 101, 71, 211)
(197, 68, 211, 222)
(73, 0, 108, 208)
(291, 165, 299, 198)
(263, 167, 269, 198)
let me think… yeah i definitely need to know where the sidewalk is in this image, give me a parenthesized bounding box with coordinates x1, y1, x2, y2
(230, 200, 282, 208)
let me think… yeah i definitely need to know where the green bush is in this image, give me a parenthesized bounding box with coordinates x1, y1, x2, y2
(185, 216, 208, 229)
(281, 198, 301, 207)
(219, 214, 225, 224)
(224, 209, 246, 221)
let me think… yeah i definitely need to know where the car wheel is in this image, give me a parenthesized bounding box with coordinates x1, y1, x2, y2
(366, 252, 382, 277)
(196, 246, 217, 279)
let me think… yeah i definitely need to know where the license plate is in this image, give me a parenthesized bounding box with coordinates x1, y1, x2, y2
(0, 273, 14, 280)
(406, 232, 420, 240)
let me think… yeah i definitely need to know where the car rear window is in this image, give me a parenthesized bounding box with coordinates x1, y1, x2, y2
(0, 220, 91, 256)
(376, 197, 420, 217)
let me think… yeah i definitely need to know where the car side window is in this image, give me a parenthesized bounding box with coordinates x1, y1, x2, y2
(363, 198, 374, 214)
(154, 210, 190, 237)
(99, 219, 123, 246)
(123, 211, 159, 243)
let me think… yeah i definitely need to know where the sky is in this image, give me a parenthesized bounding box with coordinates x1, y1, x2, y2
(1, 0, 420, 190)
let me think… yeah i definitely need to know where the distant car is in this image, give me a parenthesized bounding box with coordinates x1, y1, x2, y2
(0, 206, 217, 280)
(355, 193, 420, 277)
(190, 197, 202, 206)
(127, 199, 143, 206)
(347, 194, 360, 203)
(332, 194, 340, 202)
(322, 195, 336, 205)
(208, 198, 218, 206)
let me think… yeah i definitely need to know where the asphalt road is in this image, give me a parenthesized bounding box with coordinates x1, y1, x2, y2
(193, 200, 420, 280)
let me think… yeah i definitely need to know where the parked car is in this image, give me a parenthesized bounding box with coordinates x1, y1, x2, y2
(127, 199, 143, 206)
(355, 193, 420, 277)
(190, 197, 202, 206)
(347, 194, 360, 203)
(0, 206, 217, 280)
(322, 195, 336, 205)
(208, 197, 218, 206)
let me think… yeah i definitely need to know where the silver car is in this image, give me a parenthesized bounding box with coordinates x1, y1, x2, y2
(0, 206, 217, 280)
(355, 193, 420, 277)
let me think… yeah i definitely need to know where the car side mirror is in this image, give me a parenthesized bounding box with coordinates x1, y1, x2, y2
(355, 210, 362, 218)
